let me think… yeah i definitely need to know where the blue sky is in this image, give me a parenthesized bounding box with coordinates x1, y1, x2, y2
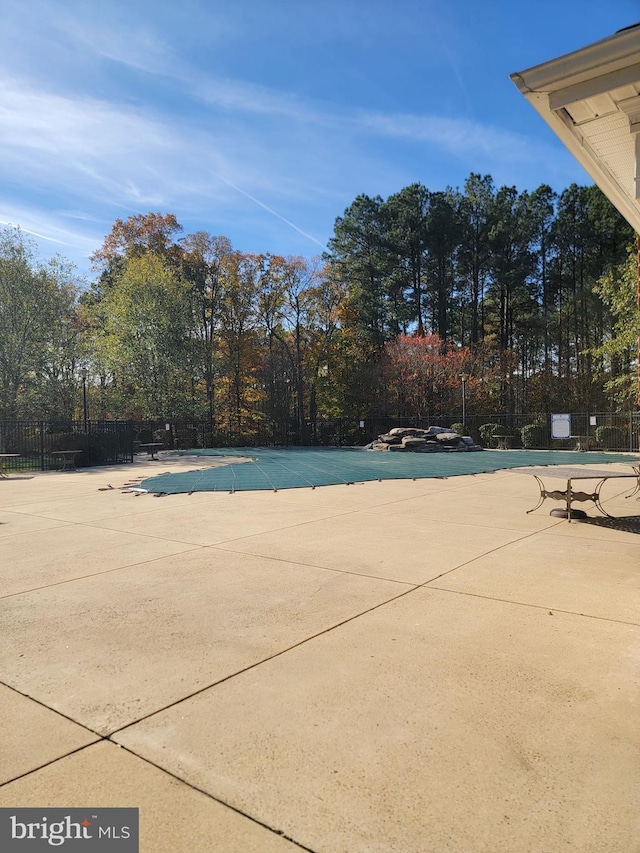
(1, 0, 638, 277)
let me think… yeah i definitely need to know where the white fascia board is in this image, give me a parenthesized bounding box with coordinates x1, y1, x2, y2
(511, 26, 640, 95)
(511, 25, 640, 234)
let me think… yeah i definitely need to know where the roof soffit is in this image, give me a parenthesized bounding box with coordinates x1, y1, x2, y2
(511, 25, 640, 232)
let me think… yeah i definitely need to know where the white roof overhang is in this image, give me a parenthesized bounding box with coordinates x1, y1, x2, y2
(511, 24, 640, 234)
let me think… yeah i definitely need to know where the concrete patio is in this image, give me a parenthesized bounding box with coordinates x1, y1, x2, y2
(1, 454, 639, 852)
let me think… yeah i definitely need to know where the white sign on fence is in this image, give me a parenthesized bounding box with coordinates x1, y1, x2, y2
(551, 413, 571, 439)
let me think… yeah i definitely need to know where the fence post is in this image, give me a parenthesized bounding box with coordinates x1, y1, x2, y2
(39, 421, 45, 471)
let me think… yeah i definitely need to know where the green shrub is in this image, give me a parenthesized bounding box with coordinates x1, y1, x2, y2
(594, 425, 625, 450)
(89, 433, 122, 463)
(174, 427, 199, 449)
(450, 422, 469, 437)
(479, 423, 501, 447)
(520, 422, 548, 449)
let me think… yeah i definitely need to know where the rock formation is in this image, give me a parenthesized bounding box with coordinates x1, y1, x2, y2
(365, 426, 482, 452)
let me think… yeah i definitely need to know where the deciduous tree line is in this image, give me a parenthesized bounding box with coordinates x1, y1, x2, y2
(1, 173, 638, 439)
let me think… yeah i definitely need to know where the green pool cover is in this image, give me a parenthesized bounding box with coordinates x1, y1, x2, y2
(138, 447, 637, 495)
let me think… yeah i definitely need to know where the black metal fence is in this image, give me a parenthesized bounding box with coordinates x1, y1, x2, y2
(1, 412, 637, 476)
(0, 420, 134, 474)
(453, 411, 640, 452)
(129, 411, 640, 453)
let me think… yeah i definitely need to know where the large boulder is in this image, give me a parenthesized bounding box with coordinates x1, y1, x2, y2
(402, 436, 426, 448)
(434, 431, 462, 447)
(378, 433, 403, 444)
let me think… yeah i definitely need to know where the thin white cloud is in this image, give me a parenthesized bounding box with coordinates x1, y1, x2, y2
(191, 76, 318, 121)
(65, 19, 172, 77)
(44, 7, 317, 124)
(358, 111, 556, 166)
(0, 76, 224, 209)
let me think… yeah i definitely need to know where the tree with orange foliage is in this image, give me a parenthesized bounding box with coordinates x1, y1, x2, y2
(382, 334, 466, 419)
(379, 334, 519, 422)
(90, 212, 183, 270)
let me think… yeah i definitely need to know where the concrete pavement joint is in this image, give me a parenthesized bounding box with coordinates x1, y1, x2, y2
(6, 502, 384, 545)
(108, 583, 425, 738)
(358, 507, 563, 534)
(0, 740, 104, 790)
(207, 545, 419, 585)
(0, 540, 416, 601)
(414, 524, 564, 585)
(0, 546, 202, 600)
(0, 680, 105, 741)
(113, 742, 319, 853)
(420, 585, 640, 627)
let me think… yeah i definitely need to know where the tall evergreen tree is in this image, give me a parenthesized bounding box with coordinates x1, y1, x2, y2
(326, 194, 393, 345)
(384, 183, 431, 335)
(458, 174, 495, 345)
(425, 189, 462, 342)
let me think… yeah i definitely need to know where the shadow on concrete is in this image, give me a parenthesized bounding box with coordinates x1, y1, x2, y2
(579, 514, 640, 535)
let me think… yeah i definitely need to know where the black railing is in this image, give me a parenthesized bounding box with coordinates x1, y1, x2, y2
(129, 412, 640, 453)
(0, 420, 134, 474)
(1, 413, 636, 476)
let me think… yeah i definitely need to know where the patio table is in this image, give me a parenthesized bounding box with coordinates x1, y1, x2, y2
(138, 443, 164, 460)
(572, 435, 590, 451)
(625, 466, 640, 499)
(52, 450, 81, 471)
(522, 466, 637, 521)
(493, 434, 512, 450)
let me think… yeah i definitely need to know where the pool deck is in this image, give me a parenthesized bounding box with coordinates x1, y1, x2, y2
(1, 454, 639, 852)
